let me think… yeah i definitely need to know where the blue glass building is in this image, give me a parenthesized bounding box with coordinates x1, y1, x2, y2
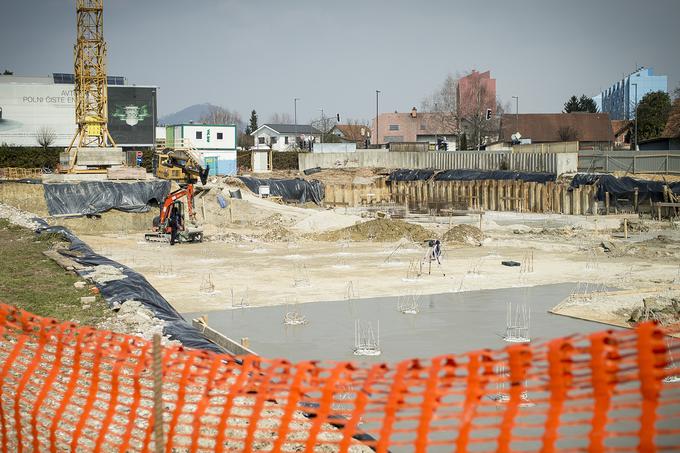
(599, 67, 667, 120)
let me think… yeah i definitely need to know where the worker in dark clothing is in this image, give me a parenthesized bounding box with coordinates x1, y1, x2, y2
(169, 205, 180, 245)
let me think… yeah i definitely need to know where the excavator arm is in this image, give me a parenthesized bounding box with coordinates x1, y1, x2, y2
(158, 184, 196, 226)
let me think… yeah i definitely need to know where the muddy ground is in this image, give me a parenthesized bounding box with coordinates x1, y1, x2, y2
(2, 177, 680, 334)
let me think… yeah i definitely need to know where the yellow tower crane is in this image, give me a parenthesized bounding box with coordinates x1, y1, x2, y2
(63, 0, 118, 173)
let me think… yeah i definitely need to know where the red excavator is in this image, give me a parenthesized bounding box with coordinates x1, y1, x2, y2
(145, 149, 210, 243)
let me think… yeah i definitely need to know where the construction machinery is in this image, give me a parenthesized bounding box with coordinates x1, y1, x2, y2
(145, 151, 210, 244)
(154, 146, 207, 183)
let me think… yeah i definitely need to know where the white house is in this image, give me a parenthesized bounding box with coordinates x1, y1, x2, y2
(165, 123, 237, 175)
(251, 123, 321, 151)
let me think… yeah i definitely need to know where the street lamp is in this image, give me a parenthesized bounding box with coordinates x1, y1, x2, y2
(375, 90, 381, 146)
(631, 83, 639, 150)
(511, 96, 519, 139)
(294, 97, 300, 149)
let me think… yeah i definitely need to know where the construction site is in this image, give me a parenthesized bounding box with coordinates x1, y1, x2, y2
(0, 1, 680, 452)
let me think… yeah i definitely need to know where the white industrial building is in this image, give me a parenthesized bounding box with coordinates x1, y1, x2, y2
(165, 123, 237, 176)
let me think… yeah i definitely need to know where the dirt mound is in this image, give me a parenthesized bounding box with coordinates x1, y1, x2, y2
(442, 225, 483, 246)
(317, 219, 432, 242)
(617, 220, 649, 233)
(257, 225, 296, 242)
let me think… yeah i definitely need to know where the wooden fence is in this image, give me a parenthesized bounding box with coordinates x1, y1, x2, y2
(324, 179, 599, 215)
(0, 167, 43, 180)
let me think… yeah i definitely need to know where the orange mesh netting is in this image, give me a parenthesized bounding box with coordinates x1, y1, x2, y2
(0, 302, 678, 452)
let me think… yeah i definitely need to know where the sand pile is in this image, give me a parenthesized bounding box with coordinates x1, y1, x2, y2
(257, 225, 296, 242)
(318, 218, 432, 242)
(626, 295, 680, 326)
(442, 225, 484, 246)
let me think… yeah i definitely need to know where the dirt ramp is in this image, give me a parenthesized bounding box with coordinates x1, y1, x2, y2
(317, 218, 432, 242)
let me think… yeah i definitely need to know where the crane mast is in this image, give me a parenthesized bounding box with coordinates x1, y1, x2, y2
(65, 0, 116, 170)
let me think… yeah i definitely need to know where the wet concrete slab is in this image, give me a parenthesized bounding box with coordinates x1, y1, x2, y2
(185, 283, 619, 363)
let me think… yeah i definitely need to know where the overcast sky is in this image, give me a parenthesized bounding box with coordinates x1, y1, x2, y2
(2, 0, 679, 123)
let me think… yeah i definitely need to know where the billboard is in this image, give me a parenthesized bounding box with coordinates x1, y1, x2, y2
(0, 83, 76, 147)
(0, 81, 156, 147)
(107, 86, 156, 146)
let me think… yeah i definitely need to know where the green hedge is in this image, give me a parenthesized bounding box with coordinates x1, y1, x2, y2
(0, 147, 61, 169)
(0, 146, 157, 172)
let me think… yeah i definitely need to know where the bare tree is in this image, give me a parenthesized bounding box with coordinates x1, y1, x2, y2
(458, 73, 499, 150)
(35, 126, 56, 150)
(421, 74, 458, 133)
(268, 112, 294, 124)
(310, 114, 340, 143)
(200, 105, 242, 127)
(423, 71, 501, 150)
(558, 126, 579, 142)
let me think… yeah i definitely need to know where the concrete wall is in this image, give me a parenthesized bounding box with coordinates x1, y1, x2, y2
(312, 142, 356, 153)
(513, 141, 579, 153)
(299, 150, 578, 175)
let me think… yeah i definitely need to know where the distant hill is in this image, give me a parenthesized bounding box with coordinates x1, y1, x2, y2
(159, 103, 215, 125)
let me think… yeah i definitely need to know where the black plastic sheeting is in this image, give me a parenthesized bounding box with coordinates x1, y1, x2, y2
(238, 177, 324, 205)
(0, 178, 42, 184)
(386, 168, 556, 183)
(43, 180, 171, 216)
(570, 174, 680, 204)
(434, 170, 556, 183)
(32, 219, 224, 353)
(387, 169, 437, 181)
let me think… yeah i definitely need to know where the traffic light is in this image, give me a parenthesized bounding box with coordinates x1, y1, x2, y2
(336, 114, 340, 122)
(486, 108, 492, 120)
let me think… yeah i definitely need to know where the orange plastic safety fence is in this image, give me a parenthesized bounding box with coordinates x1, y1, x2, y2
(0, 303, 678, 452)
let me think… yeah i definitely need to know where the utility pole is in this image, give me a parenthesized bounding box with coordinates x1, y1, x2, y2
(319, 108, 324, 145)
(294, 97, 299, 149)
(632, 83, 639, 150)
(375, 90, 381, 147)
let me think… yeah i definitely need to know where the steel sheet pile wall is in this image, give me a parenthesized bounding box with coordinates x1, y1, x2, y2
(389, 179, 597, 214)
(324, 179, 597, 215)
(0, 304, 677, 452)
(299, 151, 578, 174)
(578, 151, 680, 174)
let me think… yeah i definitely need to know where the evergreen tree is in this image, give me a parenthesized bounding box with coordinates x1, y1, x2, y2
(459, 133, 468, 150)
(578, 95, 598, 113)
(563, 95, 581, 113)
(563, 94, 598, 113)
(636, 91, 672, 141)
(248, 110, 258, 133)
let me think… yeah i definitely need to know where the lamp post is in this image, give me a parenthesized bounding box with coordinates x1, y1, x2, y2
(294, 97, 299, 149)
(511, 96, 519, 139)
(375, 90, 381, 146)
(631, 83, 638, 150)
